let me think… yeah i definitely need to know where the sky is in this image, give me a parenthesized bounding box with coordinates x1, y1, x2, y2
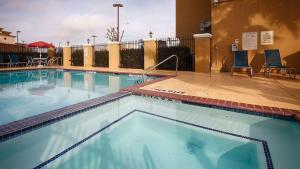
(0, 0, 175, 46)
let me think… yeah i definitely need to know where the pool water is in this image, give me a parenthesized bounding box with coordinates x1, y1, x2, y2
(0, 69, 146, 125)
(42, 111, 267, 169)
(0, 96, 299, 169)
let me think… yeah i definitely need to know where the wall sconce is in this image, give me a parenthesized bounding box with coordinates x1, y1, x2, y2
(212, 0, 235, 6)
(149, 31, 153, 38)
(212, 0, 219, 6)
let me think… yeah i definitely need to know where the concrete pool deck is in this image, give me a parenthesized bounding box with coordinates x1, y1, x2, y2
(1, 66, 299, 113)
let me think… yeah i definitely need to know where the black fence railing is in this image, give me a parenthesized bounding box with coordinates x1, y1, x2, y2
(156, 37, 195, 71)
(55, 47, 63, 66)
(0, 44, 47, 63)
(94, 44, 109, 67)
(71, 45, 84, 66)
(120, 40, 144, 69)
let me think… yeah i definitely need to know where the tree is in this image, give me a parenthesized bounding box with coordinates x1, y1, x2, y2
(105, 27, 124, 42)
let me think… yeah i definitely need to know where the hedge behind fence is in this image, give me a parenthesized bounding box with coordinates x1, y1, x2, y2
(71, 50, 84, 66)
(120, 48, 144, 69)
(157, 46, 194, 71)
(94, 50, 109, 67)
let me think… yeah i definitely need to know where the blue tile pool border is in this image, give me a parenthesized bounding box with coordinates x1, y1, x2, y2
(34, 109, 274, 169)
(0, 91, 131, 143)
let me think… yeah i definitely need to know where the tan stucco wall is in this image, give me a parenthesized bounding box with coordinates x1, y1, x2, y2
(83, 45, 95, 68)
(195, 36, 211, 73)
(0, 35, 16, 44)
(63, 47, 72, 67)
(108, 42, 120, 70)
(176, 0, 211, 38)
(144, 39, 157, 69)
(211, 0, 300, 73)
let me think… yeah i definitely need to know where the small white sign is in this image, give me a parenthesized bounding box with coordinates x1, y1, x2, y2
(242, 32, 258, 50)
(261, 31, 274, 45)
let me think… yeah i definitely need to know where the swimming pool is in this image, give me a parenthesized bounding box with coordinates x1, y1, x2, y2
(0, 95, 299, 169)
(0, 69, 148, 125)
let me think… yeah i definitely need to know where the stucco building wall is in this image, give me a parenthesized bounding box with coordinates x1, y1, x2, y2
(176, 0, 211, 38)
(176, 0, 300, 73)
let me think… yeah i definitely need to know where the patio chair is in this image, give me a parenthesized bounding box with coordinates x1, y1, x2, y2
(231, 50, 253, 77)
(9, 54, 27, 67)
(26, 56, 39, 67)
(0, 54, 10, 68)
(263, 49, 296, 79)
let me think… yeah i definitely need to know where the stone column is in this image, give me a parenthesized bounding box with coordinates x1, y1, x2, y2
(63, 46, 72, 67)
(83, 44, 95, 68)
(108, 42, 120, 70)
(194, 33, 212, 73)
(143, 38, 157, 69)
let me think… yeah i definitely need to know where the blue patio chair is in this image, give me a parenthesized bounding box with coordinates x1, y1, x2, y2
(9, 54, 27, 67)
(231, 50, 253, 77)
(264, 49, 296, 79)
(0, 54, 10, 68)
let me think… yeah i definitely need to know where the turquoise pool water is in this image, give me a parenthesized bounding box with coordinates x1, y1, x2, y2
(41, 111, 267, 169)
(0, 96, 299, 169)
(0, 69, 145, 125)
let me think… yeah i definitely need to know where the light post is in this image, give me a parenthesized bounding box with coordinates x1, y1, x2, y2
(113, 3, 124, 42)
(91, 35, 97, 44)
(16, 31, 21, 44)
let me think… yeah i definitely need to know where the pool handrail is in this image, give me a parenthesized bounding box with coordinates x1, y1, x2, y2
(142, 54, 178, 82)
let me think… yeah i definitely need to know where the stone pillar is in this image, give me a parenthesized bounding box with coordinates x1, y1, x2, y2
(143, 38, 157, 69)
(63, 46, 72, 67)
(83, 44, 94, 68)
(108, 42, 120, 70)
(194, 33, 212, 73)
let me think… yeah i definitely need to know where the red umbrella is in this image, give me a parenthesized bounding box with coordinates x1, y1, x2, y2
(28, 41, 55, 48)
(28, 41, 55, 64)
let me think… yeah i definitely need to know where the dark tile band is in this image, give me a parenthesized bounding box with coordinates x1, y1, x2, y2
(123, 87, 299, 122)
(34, 109, 273, 169)
(0, 91, 131, 143)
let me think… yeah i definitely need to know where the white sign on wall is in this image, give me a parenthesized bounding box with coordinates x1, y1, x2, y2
(242, 32, 258, 50)
(261, 31, 274, 45)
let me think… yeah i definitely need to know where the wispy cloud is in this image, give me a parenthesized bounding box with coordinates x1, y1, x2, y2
(0, 0, 175, 46)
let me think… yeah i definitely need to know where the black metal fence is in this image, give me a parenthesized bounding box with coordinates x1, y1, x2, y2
(94, 44, 109, 67)
(156, 37, 195, 71)
(120, 40, 144, 69)
(71, 45, 84, 66)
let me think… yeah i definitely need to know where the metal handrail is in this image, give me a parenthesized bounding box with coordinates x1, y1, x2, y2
(142, 54, 178, 82)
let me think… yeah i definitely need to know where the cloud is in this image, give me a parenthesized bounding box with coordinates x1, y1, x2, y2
(0, 0, 175, 45)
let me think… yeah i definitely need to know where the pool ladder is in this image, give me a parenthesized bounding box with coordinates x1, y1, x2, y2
(142, 54, 179, 82)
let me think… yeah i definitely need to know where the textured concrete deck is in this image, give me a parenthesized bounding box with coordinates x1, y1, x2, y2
(1, 66, 299, 111)
(141, 72, 300, 111)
